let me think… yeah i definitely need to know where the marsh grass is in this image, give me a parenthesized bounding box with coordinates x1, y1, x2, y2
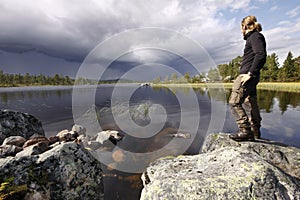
(257, 82, 300, 93)
(154, 82, 300, 93)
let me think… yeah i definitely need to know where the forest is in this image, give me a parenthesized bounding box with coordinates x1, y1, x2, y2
(0, 71, 113, 86)
(154, 51, 300, 83)
(0, 72, 75, 86)
(208, 51, 300, 82)
(0, 51, 299, 87)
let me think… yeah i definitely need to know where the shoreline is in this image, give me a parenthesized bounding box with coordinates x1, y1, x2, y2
(1, 82, 300, 93)
(153, 82, 300, 93)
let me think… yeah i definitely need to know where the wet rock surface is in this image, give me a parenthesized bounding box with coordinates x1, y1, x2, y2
(141, 133, 300, 200)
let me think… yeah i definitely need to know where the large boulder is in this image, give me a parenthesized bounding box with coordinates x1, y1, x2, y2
(0, 109, 44, 144)
(140, 133, 300, 200)
(0, 142, 104, 200)
(202, 133, 300, 180)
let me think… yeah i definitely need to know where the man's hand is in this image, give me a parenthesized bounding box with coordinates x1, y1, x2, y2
(240, 74, 251, 85)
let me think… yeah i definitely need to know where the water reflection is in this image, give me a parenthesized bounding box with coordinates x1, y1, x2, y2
(0, 89, 72, 105)
(1, 85, 300, 200)
(166, 87, 300, 114)
(153, 86, 300, 149)
(0, 87, 74, 135)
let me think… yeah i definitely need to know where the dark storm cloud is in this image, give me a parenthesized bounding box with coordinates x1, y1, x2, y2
(0, 0, 144, 63)
(0, 0, 246, 65)
(1, 0, 299, 77)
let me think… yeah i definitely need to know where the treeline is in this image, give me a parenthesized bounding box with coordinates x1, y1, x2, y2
(0, 71, 74, 86)
(208, 51, 300, 82)
(151, 51, 300, 84)
(151, 72, 207, 84)
(0, 70, 128, 87)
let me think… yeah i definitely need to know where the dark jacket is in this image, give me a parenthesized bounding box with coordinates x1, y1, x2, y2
(240, 31, 267, 76)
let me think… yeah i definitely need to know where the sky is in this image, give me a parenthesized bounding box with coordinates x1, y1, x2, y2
(0, 0, 299, 80)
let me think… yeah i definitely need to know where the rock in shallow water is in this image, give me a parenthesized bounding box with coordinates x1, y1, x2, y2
(140, 133, 300, 200)
(96, 130, 124, 144)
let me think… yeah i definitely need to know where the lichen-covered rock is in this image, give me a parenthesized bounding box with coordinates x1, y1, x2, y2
(0, 142, 104, 200)
(0, 109, 44, 144)
(141, 133, 300, 200)
(202, 133, 300, 180)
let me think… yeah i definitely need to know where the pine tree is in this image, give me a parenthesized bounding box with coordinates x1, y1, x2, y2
(0, 70, 4, 85)
(231, 56, 242, 79)
(24, 73, 31, 85)
(282, 51, 295, 81)
(261, 53, 279, 82)
(184, 72, 190, 82)
(293, 56, 300, 81)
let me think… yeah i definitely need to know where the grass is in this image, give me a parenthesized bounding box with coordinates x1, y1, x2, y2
(0, 177, 28, 200)
(257, 82, 300, 92)
(2, 82, 300, 93)
(153, 82, 300, 93)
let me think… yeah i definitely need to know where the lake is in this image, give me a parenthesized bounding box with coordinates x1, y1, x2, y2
(1, 84, 300, 199)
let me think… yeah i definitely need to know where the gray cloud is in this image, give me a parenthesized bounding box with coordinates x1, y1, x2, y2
(0, 0, 299, 77)
(0, 0, 247, 62)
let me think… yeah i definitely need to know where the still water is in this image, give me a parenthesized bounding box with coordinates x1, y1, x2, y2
(0, 85, 299, 199)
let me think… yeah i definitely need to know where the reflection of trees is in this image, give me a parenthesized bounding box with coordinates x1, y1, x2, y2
(193, 88, 207, 96)
(257, 90, 276, 113)
(0, 93, 8, 105)
(154, 86, 300, 114)
(184, 87, 300, 114)
(152, 86, 192, 97)
(170, 87, 191, 96)
(207, 88, 227, 102)
(0, 89, 72, 106)
(286, 92, 300, 107)
(276, 91, 300, 114)
(277, 92, 289, 114)
(153, 86, 176, 97)
(255, 90, 300, 114)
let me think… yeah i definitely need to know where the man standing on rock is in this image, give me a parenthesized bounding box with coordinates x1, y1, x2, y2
(229, 15, 267, 141)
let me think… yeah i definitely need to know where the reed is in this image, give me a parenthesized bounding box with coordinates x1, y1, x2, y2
(257, 82, 300, 93)
(154, 82, 300, 93)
